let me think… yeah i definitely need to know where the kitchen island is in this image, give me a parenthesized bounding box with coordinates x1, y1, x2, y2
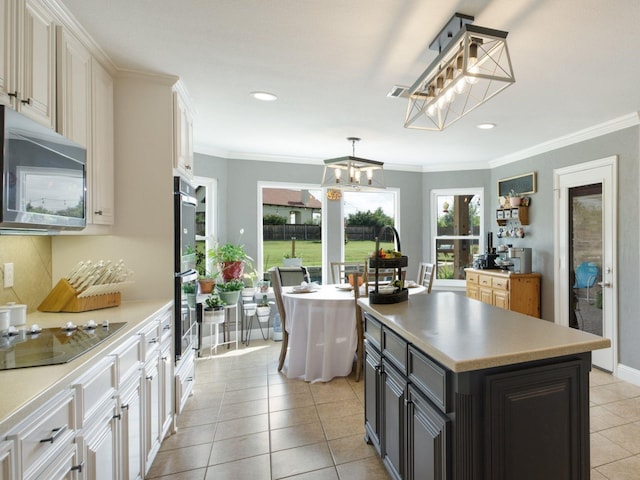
(358, 292, 610, 480)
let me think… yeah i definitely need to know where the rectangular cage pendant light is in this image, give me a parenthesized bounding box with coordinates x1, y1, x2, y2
(321, 137, 385, 191)
(404, 13, 515, 131)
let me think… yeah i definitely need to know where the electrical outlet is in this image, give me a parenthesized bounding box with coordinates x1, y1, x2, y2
(3, 263, 14, 288)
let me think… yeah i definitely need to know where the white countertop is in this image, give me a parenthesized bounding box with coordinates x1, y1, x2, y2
(0, 299, 173, 433)
(358, 292, 610, 373)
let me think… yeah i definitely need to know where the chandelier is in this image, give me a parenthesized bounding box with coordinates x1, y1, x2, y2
(321, 137, 385, 191)
(403, 13, 515, 131)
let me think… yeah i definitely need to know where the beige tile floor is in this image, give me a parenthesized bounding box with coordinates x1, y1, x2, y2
(147, 340, 640, 480)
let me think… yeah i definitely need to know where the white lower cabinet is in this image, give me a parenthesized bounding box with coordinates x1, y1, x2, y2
(6, 390, 76, 480)
(0, 440, 16, 480)
(75, 398, 118, 480)
(174, 347, 195, 416)
(143, 354, 161, 474)
(34, 444, 78, 480)
(117, 375, 143, 480)
(1, 304, 175, 480)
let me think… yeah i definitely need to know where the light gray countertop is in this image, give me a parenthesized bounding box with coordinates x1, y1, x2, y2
(0, 299, 173, 433)
(358, 292, 610, 373)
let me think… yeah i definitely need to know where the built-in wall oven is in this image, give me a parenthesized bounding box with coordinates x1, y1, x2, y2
(174, 176, 198, 362)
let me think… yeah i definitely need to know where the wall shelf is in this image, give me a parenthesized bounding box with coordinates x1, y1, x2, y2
(496, 206, 529, 226)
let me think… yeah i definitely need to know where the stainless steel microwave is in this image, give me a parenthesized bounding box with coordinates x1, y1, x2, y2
(0, 106, 87, 232)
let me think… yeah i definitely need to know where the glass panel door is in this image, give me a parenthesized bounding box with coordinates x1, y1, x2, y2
(569, 184, 602, 335)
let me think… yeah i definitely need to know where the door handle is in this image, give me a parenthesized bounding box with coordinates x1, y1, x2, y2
(597, 281, 611, 288)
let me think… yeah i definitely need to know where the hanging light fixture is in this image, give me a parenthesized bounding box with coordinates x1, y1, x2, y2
(321, 137, 385, 191)
(403, 13, 515, 131)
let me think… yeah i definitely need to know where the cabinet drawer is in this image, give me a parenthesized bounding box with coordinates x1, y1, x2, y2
(72, 356, 117, 427)
(479, 275, 492, 287)
(7, 390, 76, 480)
(492, 277, 509, 290)
(466, 272, 479, 284)
(364, 314, 382, 351)
(382, 327, 407, 374)
(408, 345, 450, 413)
(175, 355, 195, 415)
(111, 335, 142, 385)
(159, 309, 173, 341)
(139, 321, 161, 361)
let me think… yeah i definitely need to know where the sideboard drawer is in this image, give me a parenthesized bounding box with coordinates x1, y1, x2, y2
(492, 277, 509, 290)
(466, 271, 479, 284)
(479, 275, 492, 287)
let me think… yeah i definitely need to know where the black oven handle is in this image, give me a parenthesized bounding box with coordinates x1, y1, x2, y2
(176, 269, 198, 282)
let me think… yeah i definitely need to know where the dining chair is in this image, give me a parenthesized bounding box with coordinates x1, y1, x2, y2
(418, 262, 436, 293)
(330, 261, 366, 284)
(270, 268, 290, 372)
(277, 266, 310, 286)
(352, 272, 365, 382)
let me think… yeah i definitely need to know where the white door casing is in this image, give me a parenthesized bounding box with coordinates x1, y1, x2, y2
(553, 156, 617, 372)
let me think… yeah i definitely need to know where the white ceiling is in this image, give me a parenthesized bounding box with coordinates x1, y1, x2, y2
(60, 0, 640, 171)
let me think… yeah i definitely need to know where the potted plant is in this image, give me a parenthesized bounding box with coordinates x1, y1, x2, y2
(183, 282, 196, 308)
(508, 189, 522, 207)
(256, 294, 271, 323)
(215, 279, 245, 305)
(209, 234, 254, 282)
(203, 294, 226, 324)
(198, 270, 220, 294)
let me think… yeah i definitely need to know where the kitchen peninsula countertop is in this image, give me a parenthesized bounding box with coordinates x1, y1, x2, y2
(358, 291, 610, 373)
(0, 299, 172, 433)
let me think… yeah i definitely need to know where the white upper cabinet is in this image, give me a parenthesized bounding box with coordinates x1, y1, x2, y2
(89, 57, 115, 225)
(56, 26, 90, 146)
(173, 84, 194, 179)
(0, 0, 56, 129)
(56, 26, 114, 227)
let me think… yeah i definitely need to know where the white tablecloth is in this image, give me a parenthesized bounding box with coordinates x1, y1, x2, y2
(282, 283, 426, 382)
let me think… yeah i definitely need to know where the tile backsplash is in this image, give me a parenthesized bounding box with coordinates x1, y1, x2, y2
(0, 236, 52, 313)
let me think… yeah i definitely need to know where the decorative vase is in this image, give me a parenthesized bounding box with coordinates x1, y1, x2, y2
(186, 293, 196, 308)
(198, 278, 215, 294)
(218, 290, 241, 305)
(509, 196, 522, 207)
(221, 261, 244, 282)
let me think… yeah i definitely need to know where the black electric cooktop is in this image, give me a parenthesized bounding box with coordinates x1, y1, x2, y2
(0, 322, 126, 371)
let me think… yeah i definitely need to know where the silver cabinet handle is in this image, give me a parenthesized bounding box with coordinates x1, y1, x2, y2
(597, 281, 611, 288)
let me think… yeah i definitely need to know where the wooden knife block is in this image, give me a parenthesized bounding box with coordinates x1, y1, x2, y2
(38, 278, 121, 313)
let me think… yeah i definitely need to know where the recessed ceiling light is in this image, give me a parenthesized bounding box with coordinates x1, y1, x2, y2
(250, 91, 277, 101)
(476, 123, 496, 130)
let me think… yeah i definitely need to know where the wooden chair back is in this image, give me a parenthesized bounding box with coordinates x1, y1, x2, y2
(418, 262, 436, 293)
(270, 268, 290, 371)
(277, 266, 309, 286)
(330, 261, 366, 284)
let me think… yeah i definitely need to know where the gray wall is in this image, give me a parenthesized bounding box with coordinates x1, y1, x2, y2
(195, 124, 640, 370)
(194, 154, 424, 279)
(490, 126, 640, 368)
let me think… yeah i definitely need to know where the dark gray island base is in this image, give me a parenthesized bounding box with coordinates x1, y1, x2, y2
(358, 292, 610, 480)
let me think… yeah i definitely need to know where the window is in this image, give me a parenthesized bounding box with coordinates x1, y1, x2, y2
(431, 188, 483, 286)
(259, 183, 323, 281)
(193, 176, 217, 277)
(343, 189, 399, 261)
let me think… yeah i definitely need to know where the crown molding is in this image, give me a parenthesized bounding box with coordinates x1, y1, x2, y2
(489, 112, 640, 168)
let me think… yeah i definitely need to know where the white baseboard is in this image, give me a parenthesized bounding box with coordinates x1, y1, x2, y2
(616, 363, 640, 387)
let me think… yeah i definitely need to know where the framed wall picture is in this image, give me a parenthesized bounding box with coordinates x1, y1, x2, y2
(498, 172, 537, 197)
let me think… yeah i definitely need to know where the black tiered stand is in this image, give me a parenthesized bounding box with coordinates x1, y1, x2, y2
(368, 226, 409, 304)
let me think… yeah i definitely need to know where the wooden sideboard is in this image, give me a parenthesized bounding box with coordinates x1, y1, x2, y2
(465, 268, 541, 318)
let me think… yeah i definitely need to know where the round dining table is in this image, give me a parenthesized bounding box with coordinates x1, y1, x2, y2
(282, 283, 425, 382)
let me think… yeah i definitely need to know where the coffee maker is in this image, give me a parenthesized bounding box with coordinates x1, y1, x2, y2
(508, 247, 532, 273)
(476, 232, 499, 269)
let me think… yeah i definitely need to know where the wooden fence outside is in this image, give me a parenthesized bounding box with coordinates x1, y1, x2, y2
(263, 224, 395, 242)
